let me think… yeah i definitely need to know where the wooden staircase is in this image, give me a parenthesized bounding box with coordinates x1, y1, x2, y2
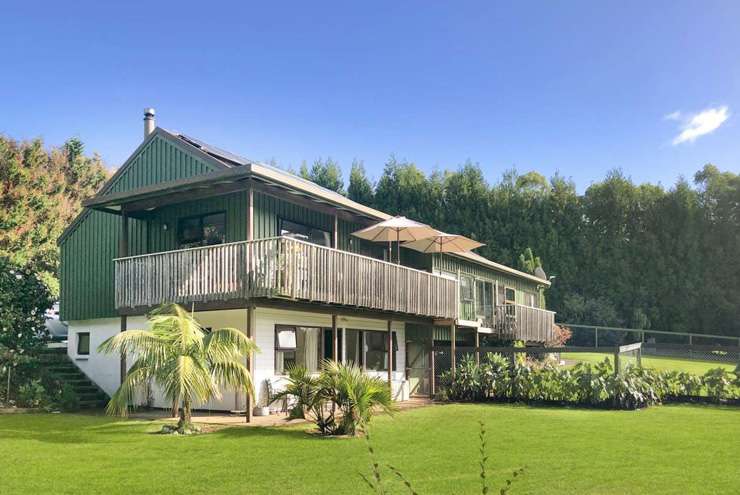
(39, 347, 110, 409)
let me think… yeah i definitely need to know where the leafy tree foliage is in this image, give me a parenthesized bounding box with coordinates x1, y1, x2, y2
(0, 136, 107, 295)
(0, 257, 53, 355)
(348, 159, 374, 205)
(301, 157, 739, 336)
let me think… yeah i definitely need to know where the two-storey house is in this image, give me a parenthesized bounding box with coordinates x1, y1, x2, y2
(58, 110, 554, 413)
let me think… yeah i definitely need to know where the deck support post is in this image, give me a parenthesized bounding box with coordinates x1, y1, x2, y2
(450, 324, 456, 380)
(119, 315, 127, 384)
(429, 338, 436, 398)
(474, 329, 480, 366)
(387, 321, 393, 393)
(332, 315, 339, 361)
(245, 306, 255, 423)
(119, 212, 129, 385)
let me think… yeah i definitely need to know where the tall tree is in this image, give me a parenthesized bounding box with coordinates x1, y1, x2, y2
(0, 136, 107, 295)
(301, 157, 344, 193)
(347, 159, 374, 205)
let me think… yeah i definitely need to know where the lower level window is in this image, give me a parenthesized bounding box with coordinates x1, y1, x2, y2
(363, 330, 398, 372)
(275, 326, 322, 374)
(77, 332, 90, 355)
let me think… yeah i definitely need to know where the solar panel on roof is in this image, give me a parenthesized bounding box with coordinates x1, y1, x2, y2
(178, 133, 253, 166)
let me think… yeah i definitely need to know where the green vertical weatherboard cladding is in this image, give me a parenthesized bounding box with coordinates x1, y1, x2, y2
(59, 134, 224, 321)
(103, 134, 220, 195)
(433, 253, 544, 308)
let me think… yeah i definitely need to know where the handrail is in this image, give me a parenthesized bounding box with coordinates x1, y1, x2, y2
(112, 238, 283, 261)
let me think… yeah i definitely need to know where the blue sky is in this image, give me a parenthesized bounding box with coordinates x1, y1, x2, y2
(1, 1, 739, 190)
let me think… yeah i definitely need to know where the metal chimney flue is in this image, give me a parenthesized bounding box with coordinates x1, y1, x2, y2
(143, 108, 156, 138)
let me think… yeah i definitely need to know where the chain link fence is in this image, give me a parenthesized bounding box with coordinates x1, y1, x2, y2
(564, 324, 740, 364)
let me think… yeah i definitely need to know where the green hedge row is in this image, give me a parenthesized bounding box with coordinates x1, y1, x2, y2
(439, 354, 740, 409)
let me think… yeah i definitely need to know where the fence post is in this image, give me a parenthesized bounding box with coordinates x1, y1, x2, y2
(613, 350, 620, 376)
(595, 327, 599, 348)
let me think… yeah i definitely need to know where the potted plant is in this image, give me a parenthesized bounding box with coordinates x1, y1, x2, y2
(252, 379, 272, 416)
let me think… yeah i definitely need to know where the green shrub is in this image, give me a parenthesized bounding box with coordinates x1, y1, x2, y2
(606, 368, 660, 409)
(57, 383, 80, 411)
(703, 368, 736, 403)
(661, 371, 703, 400)
(17, 379, 50, 408)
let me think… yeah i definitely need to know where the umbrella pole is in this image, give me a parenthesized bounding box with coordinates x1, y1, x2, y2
(396, 230, 401, 264)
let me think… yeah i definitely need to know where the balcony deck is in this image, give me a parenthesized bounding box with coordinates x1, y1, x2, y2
(492, 303, 556, 342)
(114, 236, 459, 320)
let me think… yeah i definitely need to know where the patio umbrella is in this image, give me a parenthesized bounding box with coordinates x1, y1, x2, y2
(352, 216, 439, 263)
(402, 232, 484, 253)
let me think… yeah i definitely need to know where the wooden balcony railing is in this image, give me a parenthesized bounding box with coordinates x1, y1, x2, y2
(114, 236, 459, 319)
(494, 303, 556, 343)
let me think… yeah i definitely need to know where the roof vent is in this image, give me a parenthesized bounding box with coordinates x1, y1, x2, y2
(144, 108, 156, 138)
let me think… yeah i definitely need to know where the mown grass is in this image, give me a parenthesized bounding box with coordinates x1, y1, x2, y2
(560, 352, 736, 375)
(1, 403, 739, 494)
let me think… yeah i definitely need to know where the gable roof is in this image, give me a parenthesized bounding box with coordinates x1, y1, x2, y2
(63, 128, 550, 286)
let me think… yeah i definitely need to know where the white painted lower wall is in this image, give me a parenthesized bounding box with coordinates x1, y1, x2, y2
(66, 307, 409, 412)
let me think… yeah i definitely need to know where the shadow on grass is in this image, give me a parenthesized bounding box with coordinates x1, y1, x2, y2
(0, 413, 360, 446)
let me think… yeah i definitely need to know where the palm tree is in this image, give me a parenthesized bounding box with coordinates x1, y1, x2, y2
(98, 304, 258, 432)
(274, 361, 395, 436)
(321, 360, 395, 436)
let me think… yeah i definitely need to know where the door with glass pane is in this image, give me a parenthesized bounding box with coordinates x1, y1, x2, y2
(406, 340, 429, 396)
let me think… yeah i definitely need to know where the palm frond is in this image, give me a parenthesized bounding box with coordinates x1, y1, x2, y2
(205, 327, 258, 361)
(106, 361, 153, 417)
(210, 360, 254, 398)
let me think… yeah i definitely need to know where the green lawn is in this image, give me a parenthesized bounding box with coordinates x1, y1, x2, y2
(1, 404, 739, 494)
(560, 352, 736, 375)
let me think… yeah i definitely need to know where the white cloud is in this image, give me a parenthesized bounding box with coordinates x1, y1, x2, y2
(664, 111, 682, 121)
(669, 106, 729, 145)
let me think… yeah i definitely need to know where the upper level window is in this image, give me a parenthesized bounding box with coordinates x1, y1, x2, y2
(505, 287, 516, 304)
(525, 292, 537, 307)
(280, 219, 332, 247)
(460, 275, 474, 302)
(476, 280, 493, 316)
(178, 212, 226, 249)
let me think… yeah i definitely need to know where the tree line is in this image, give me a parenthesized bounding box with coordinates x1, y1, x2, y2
(1, 134, 738, 336)
(299, 157, 740, 336)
